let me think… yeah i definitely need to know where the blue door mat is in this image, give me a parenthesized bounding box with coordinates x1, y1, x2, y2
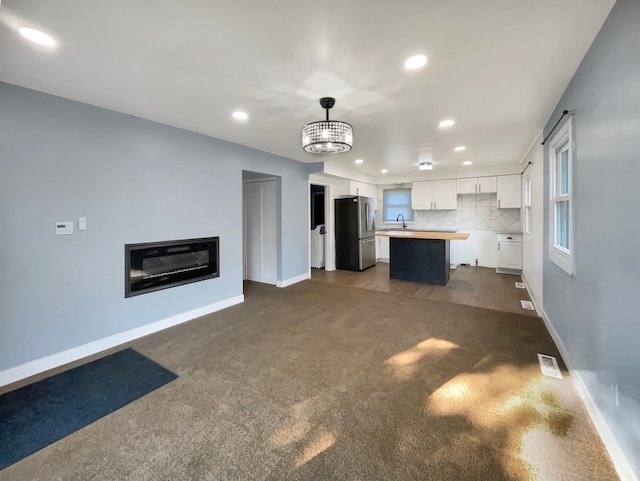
(0, 348, 178, 470)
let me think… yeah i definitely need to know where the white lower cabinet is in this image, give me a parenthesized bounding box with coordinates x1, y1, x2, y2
(496, 233, 523, 272)
(376, 236, 390, 262)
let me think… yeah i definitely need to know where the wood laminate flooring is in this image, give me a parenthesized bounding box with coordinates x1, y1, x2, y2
(311, 263, 538, 317)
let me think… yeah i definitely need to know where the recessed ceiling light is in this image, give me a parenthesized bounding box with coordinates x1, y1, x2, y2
(232, 111, 248, 121)
(19, 27, 55, 47)
(463, 161, 473, 166)
(454, 146, 466, 152)
(404, 54, 428, 70)
(439, 119, 455, 128)
(381, 169, 388, 173)
(354, 159, 364, 164)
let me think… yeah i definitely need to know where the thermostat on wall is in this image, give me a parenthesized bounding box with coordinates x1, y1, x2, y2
(56, 222, 73, 235)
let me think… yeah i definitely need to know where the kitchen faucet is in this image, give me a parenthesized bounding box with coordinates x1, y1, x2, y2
(396, 214, 407, 230)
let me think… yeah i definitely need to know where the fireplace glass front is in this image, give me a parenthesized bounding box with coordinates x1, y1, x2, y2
(125, 237, 219, 297)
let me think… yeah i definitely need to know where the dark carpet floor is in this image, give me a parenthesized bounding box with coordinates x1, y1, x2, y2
(0, 280, 619, 481)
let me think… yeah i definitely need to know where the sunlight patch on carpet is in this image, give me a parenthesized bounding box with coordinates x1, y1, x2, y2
(269, 397, 324, 449)
(425, 366, 578, 481)
(295, 431, 336, 468)
(385, 337, 459, 380)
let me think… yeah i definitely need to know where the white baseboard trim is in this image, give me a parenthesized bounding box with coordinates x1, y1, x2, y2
(276, 272, 310, 288)
(0, 295, 244, 388)
(522, 279, 638, 481)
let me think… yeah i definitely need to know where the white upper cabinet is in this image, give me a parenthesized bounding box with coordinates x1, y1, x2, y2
(412, 180, 458, 210)
(478, 176, 497, 193)
(411, 181, 434, 210)
(457, 176, 497, 194)
(458, 177, 478, 194)
(348, 180, 377, 200)
(435, 180, 458, 209)
(343, 180, 377, 210)
(497, 174, 522, 208)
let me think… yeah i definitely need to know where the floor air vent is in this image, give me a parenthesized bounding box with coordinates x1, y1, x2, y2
(538, 354, 563, 379)
(520, 300, 535, 310)
(515, 282, 525, 289)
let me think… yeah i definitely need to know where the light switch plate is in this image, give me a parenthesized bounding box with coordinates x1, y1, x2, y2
(78, 217, 87, 231)
(56, 222, 73, 235)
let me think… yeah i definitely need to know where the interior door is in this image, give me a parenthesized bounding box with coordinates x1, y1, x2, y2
(245, 182, 263, 282)
(244, 180, 277, 284)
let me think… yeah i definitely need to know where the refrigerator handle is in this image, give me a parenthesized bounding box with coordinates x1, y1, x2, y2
(365, 202, 372, 231)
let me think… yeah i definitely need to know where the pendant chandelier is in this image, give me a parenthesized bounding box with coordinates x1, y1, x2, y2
(302, 97, 353, 154)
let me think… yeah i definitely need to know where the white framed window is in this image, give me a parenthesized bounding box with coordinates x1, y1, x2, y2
(383, 188, 413, 222)
(548, 117, 573, 275)
(524, 176, 532, 235)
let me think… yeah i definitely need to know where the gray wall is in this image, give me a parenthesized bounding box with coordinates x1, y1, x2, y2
(543, 0, 640, 475)
(0, 82, 318, 372)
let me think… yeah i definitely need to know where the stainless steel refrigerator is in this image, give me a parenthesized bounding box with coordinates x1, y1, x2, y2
(335, 196, 376, 271)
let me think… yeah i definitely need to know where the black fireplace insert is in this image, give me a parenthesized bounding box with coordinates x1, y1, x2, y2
(125, 237, 219, 297)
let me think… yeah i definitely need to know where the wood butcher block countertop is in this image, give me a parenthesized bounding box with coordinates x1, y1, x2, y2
(375, 230, 470, 240)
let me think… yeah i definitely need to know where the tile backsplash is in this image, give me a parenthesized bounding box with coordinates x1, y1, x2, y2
(376, 193, 521, 232)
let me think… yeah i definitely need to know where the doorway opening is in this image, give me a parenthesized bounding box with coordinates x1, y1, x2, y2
(310, 184, 326, 270)
(311, 185, 325, 229)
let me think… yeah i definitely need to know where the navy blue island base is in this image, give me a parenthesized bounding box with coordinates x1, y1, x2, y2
(389, 237, 451, 285)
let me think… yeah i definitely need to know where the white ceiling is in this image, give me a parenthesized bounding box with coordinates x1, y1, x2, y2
(0, 0, 615, 178)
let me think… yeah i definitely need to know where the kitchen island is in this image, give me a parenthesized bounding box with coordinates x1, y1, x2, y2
(375, 230, 470, 285)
